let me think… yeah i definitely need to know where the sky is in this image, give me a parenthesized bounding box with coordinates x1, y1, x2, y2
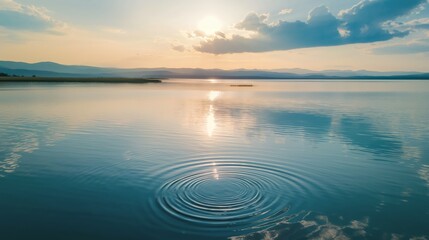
(0, 0, 429, 71)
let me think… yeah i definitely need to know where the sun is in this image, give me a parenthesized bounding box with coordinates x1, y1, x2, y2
(198, 16, 222, 35)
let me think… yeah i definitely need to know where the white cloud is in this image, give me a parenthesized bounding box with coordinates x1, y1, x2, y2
(0, 0, 67, 33)
(279, 8, 293, 15)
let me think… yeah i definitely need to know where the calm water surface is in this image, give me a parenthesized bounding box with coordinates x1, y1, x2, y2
(1, 80, 429, 239)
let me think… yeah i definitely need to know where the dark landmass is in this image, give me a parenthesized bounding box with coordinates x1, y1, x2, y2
(271, 68, 422, 77)
(346, 73, 429, 80)
(0, 76, 162, 84)
(1, 60, 428, 80)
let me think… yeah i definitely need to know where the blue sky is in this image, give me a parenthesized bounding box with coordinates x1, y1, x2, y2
(1, 0, 428, 71)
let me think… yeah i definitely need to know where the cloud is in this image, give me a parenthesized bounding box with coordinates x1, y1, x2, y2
(406, 18, 429, 29)
(235, 12, 269, 31)
(195, 0, 427, 54)
(338, 0, 426, 42)
(215, 31, 226, 38)
(372, 25, 429, 55)
(171, 44, 186, 52)
(382, 18, 429, 36)
(0, 10, 54, 31)
(279, 8, 293, 15)
(0, 0, 60, 32)
(186, 30, 207, 39)
(195, 6, 342, 54)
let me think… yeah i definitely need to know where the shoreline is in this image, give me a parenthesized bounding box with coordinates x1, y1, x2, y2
(0, 77, 162, 84)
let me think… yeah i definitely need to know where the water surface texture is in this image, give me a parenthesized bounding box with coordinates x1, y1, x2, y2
(1, 80, 429, 239)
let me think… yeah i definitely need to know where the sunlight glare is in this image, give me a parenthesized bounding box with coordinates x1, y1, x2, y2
(208, 91, 220, 101)
(213, 168, 219, 180)
(206, 105, 216, 137)
(198, 16, 222, 35)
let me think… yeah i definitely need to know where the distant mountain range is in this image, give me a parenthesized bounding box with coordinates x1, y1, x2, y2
(1, 60, 428, 79)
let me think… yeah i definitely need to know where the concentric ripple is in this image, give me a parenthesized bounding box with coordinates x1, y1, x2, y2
(147, 154, 322, 235)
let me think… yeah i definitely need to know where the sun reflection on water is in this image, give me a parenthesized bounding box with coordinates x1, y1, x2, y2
(206, 105, 216, 137)
(212, 162, 219, 180)
(213, 168, 219, 180)
(206, 91, 221, 137)
(208, 91, 220, 101)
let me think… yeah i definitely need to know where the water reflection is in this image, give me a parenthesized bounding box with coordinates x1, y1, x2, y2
(262, 110, 332, 138)
(206, 105, 216, 137)
(1, 126, 41, 177)
(208, 91, 220, 101)
(1, 82, 429, 239)
(419, 165, 429, 187)
(0, 123, 72, 177)
(338, 116, 403, 156)
(206, 91, 221, 137)
(149, 154, 306, 236)
(203, 96, 404, 159)
(212, 162, 219, 180)
(230, 213, 369, 240)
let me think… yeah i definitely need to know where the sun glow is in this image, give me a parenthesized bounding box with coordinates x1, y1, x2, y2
(198, 16, 222, 35)
(208, 91, 220, 101)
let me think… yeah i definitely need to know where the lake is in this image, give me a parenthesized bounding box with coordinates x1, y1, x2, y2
(1, 80, 429, 239)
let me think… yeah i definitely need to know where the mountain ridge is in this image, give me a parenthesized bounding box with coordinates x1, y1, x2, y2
(1, 60, 428, 80)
